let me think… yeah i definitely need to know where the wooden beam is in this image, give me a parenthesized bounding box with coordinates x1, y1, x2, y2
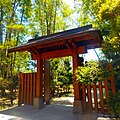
(31, 46, 87, 60)
(41, 49, 72, 59)
(31, 53, 37, 60)
(77, 46, 87, 54)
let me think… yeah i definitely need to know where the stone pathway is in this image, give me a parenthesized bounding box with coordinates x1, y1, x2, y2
(0, 105, 98, 120)
(0, 97, 117, 120)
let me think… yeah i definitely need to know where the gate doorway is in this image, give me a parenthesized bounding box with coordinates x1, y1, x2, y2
(8, 25, 113, 114)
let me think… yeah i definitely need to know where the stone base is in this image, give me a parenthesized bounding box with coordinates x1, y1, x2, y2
(33, 97, 44, 109)
(73, 100, 83, 114)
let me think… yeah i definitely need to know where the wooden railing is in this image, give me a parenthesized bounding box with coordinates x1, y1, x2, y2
(81, 64, 116, 113)
(18, 72, 36, 106)
(18, 64, 116, 114)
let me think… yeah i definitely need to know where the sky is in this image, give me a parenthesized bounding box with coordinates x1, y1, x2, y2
(83, 48, 101, 61)
(63, 0, 74, 8)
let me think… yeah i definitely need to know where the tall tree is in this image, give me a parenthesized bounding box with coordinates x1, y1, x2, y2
(28, 0, 73, 37)
(74, 0, 120, 89)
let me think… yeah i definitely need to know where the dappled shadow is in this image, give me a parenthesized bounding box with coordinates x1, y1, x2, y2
(0, 97, 99, 120)
(0, 104, 78, 120)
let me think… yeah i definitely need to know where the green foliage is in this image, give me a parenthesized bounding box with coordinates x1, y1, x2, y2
(106, 93, 120, 117)
(0, 0, 73, 103)
(0, 77, 12, 91)
(74, 0, 120, 90)
(50, 57, 72, 96)
(75, 61, 110, 85)
(27, 0, 73, 36)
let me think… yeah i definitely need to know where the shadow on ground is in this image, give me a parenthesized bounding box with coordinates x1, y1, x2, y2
(0, 97, 99, 120)
(0, 104, 98, 120)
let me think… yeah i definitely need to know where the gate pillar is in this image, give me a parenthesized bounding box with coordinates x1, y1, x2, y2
(33, 54, 44, 109)
(72, 51, 83, 114)
(44, 60, 51, 104)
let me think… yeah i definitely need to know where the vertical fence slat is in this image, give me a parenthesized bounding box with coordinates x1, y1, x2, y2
(29, 73, 31, 105)
(21, 73, 24, 104)
(33, 73, 36, 99)
(23, 74, 25, 104)
(99, 81, 104, 113)
(24, 73, 27, 104)
(26, 74, 28, 104)
(30, 73, 33, 105)
(18, 72, 22, 106)
(27, 73, 30, 105)
(93, 84, 98, 112)
(87, 85, 92, 112)
(82, 84, 86, 112)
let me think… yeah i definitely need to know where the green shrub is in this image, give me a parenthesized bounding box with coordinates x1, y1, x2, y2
(107, 93, 120, 117)
(75, 61, 110, 85)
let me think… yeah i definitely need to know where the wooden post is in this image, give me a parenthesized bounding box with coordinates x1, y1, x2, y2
(72, 46, 83, 113)
(33, 54, 44, 109)
(44, 60, 51, 104)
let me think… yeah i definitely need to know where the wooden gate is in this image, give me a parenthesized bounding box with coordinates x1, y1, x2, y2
(18, 60, 50, 106)
(18, 72, 37, 106)
(81, 64, 116, 113)
(18, 64, 116, 114)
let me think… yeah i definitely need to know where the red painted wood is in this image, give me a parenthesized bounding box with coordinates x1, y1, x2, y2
(30, 73, 33, 105)
(18, 72, 22, 106)
(99, 81, 104, 113)
(93, 84, 98, 112)
(77, 46, 86, 54)
(27, 74, 30, 104)
(35, 41, 65, 49)
(87, 85, 92, 112)
(36, 54, 43, 98)
(24, 73, 27, 104)
(72, 51, 80, 100)
(44, 60, 51, 103)
(31, 53, 37, 60)
(21, 74, 24, 104)
(33, 73, 36, 98)
(41, 49, 72, 59)
(82, 84, 87, 112)
(32, 46, 86, 60)
(72, 45, 80, 100)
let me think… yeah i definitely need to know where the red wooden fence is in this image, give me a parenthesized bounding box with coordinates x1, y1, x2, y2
(81, 64, 116, 113)
(18, 64, 116, 113)
(18, 72, 37, 106)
